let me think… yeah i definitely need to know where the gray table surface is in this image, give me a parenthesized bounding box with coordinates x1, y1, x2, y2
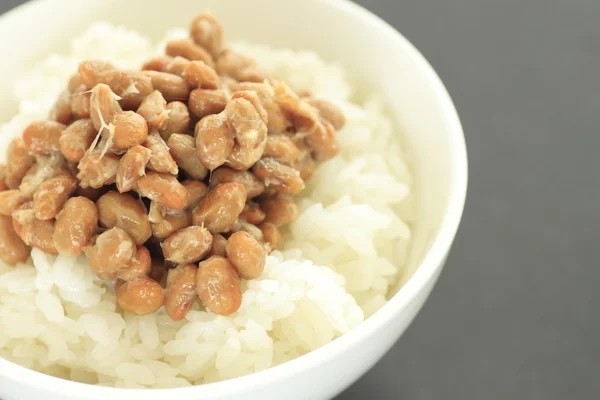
(2, 1, 599, 399)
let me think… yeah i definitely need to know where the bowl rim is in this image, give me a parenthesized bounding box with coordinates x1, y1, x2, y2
(0, 0, 468, 397)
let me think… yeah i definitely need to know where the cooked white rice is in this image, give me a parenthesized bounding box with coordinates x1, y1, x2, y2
(0, 23, 414, 388)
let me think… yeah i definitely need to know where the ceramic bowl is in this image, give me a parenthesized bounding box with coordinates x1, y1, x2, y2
(0, 1, 467, 399)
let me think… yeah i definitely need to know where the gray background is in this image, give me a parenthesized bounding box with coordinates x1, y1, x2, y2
(2, 0, 599, 399)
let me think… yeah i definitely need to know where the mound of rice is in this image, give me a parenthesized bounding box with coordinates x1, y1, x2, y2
(0, 24, 414, 388)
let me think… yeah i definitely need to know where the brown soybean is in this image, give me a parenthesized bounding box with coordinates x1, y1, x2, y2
(188, 89, 228, 119)
(0, 190, 29, 216)
(165, 264, 198, 321)
(70, 85, 92, 119)
(226, 231, 266, 279)
(194, 114, 233, 170)
(192, 182, 247, 234)
(260, 195, 298, 226)
(225, 97, 268, 150)
(190, 11, 223, 57)
(166, 38, 214, 66)
(164, 56, 191, 76)
(148, 200, 166, 224)
(273, 82, 320, 131)
(0, 165, 6, 192)
(236, 66, 272, 83)
(210, 233, 228, 257)
(112, 111, 149, 150)
(0, 215, 30, 265)
(216, 50, 254, 80)
(142, 70, 190, 101)
(19, 156, 70, 196)
(226, 143, 265, 171)
(67, 73, 84, 93)
(263, 134, 301, 166)
(234, 82, 290, 134)
(210, 167, 265, 198)
(230, 90, 269, 126)
(85, 227, 136, 279)
(53, 197, 98, 256)
(116, 145, 152, 193)
(49, 91, 73, 125)
(137, 90, 168, 130)
(144, 131, 178, 175)
(253, 158, 305, 195)
(258, 222, 282, 251)
(33, 174, 78, 220)
(151, 211, 193, 240)
(18, 218, 58, 254)
(231, 219, 264, 242)
(142, 56, 174, 72)
(5, 139, 36, 189)
(116, 276, 164, 315)
(96, 191, 152, 245)
(182, 60, 220, 89)
(182, 180, 209, 209)
(117, 246, 152, 281)
(240, 202, 266, 225)
(77, 150, 120, 189)
(167, 133, 208, 180)
(162, 225, 212, 264)
(96, 70, 154, 110)
(22, 121, 65, 155)
(159, 101, 190, 140)
(59, 119, 97, 163)
(196, 255, 241, 316)
(136, 171, 189, 210)
(306, 120, 339, 161)
(305, 98, 346, 130)
(78, 60, 115, 88)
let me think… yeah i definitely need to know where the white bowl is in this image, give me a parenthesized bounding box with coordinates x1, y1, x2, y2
(0, 0, 467, 399)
